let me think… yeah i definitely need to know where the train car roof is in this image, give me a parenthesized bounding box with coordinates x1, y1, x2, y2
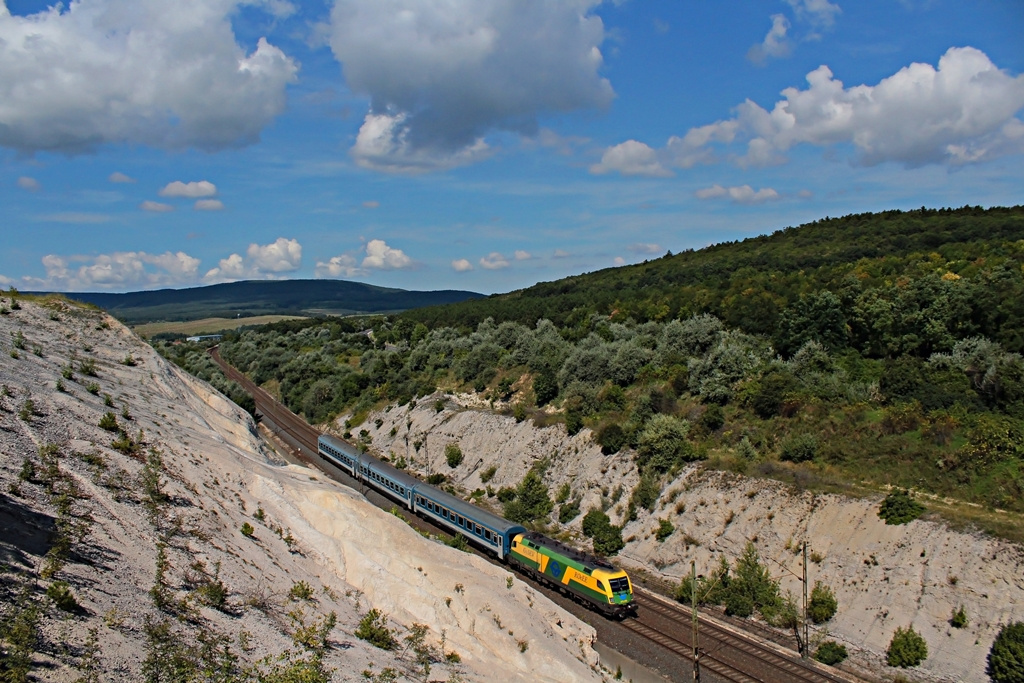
(361, 453, 421, 490)
(523, 531, 615, 570)
(319, 433, 355, 450)
(415, 484, 524, 535)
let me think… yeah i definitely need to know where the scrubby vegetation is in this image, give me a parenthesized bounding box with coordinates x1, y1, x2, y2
(153, 207, 1024, 533)
(887, 625, 928, 667)
(987, 621, 1024, 683)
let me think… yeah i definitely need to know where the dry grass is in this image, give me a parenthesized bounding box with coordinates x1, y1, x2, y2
(134, 315, 306, 337)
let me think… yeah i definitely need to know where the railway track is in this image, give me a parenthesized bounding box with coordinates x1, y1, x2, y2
(208, 347, 860, 683)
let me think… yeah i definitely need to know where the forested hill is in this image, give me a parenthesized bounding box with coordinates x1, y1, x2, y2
(403, 205, 1024, 354)
(50, 279, 483, 324)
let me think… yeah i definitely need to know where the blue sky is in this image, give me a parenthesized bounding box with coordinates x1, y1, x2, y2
(2, 0, 1022, 294)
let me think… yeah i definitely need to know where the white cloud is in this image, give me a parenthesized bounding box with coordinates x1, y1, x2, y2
(553, 249, 571, 259)
(628, 243, 662, 254)
(159, 180, 218, 198)
(479, 252, 509, 270)
(194, 199, 225, 211)
(17, 176, 40, 191)
(747, 14, 791, 66)
(362, 239, 412, 270)
(785, 0, 841, 28)
(330, 0, 613, 172)
(605, 47, 1024, 170)
(0, 1, 297, 154)
(35, 250, 200, 290)
(204, 237, 302, 283)
(590, 140, 672, 177)
(451, 258, 473, 272)
(362, 200, 380, 209)
(695, 184, 780, 203)
(513, 250, 532, 261)
(108, 172, 135, 183)
(140, 200, 174, 213)
(315, 254, 363, 278)
(613, 256, 625, 266)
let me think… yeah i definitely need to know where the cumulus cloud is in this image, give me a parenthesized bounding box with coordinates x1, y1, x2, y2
(140, 200, 174, 212)
(553, 249, 571, 259)
(479, 252, 509, 270)
(451, 258, 473, 272)
(590, 140, 671, 177)
(17, 176, 40, 191)
(613, 256, 625, 266)
(362, 239, 412, 270)
(600, 47, 1024, 171)
(205, 237, 302, 282)
(34, 250, 201, 290)
(194, 199, 225, 211)
(315, 239, 414, 279)
(514, 250, 532, 260)
(329, 0, 613, 172)
(159, 181, 218, 198)
(747, 14, 791, 66)
(695, 184, 780, 203)
(315, 254, 362, 278)
(108, 172, 135, 183)
(0, 0, 297, 154)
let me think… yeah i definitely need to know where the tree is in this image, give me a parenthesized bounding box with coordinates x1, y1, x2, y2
(581, 509, 624, 556)
(814, 641, 848, 666)
(502, 471, 552, 524)
(728, 542, 782, 620)
(887, 625, 928, 667)
(808, 582, 838, 623)
(988, 621, 1024, 683)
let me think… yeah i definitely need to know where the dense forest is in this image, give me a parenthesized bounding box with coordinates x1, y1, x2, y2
(156, 206, 1024, 526)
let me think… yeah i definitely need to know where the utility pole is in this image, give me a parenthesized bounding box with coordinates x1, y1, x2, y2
(692, 560, 700, 683)
(802, 541, 809, 658)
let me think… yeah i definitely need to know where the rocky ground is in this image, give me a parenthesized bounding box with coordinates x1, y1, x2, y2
(356, 391, 1024, 683)
(0, 297, 603, 682)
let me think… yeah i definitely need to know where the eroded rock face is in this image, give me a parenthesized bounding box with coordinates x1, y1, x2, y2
(359, 395, 1024, 683)
(0, 300, 600, 682)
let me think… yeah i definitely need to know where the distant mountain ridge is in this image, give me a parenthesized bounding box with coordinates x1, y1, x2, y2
(44, 279, 484, 324)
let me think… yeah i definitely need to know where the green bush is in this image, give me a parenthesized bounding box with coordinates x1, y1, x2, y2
(502, 471, 552, 524)
(987, 621, 1024, 683)
(808, 582, 838, 623)
(581, 508, 624, 556)
(98, 412, 119, 432)
(596, 422, 627, 455)
(878, 489, 925, 525)
(289, 580, 315, 602)
(814, 640, 848, 665)
(558, 499, 581, 524)
(480, 465, 497, 483)
(241, 522, 255, 538)
(46, 581, 80, 612)
(779, 433, 818, 463)
(950, 605, 968, 629)
(444, 442, 463, 468)
(630, 472, 660, 512)
(887, 625, 928, 667)
(426, 473, 446, 485)
(655, 518, 675, 542)
(355, 609, 398, 650)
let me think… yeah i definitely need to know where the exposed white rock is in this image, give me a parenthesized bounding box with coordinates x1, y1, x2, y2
(0, 298, 601, 682)
(360, 393, 1024, 683)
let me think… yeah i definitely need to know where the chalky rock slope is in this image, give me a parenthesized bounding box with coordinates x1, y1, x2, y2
(0, 298, 601, 682)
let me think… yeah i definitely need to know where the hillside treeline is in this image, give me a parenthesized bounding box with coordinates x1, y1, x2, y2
(159, 206, 1024, 521)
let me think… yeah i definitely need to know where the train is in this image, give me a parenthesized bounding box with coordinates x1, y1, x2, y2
(317, 433, 635, 618)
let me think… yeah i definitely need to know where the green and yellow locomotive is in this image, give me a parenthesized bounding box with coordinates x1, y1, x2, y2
(509, 531, 634, 617)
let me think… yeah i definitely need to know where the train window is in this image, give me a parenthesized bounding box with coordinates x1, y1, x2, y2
(475, 524, 482, 536)
(457, 515, 465, 527)
(597, 581, 606, 592)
